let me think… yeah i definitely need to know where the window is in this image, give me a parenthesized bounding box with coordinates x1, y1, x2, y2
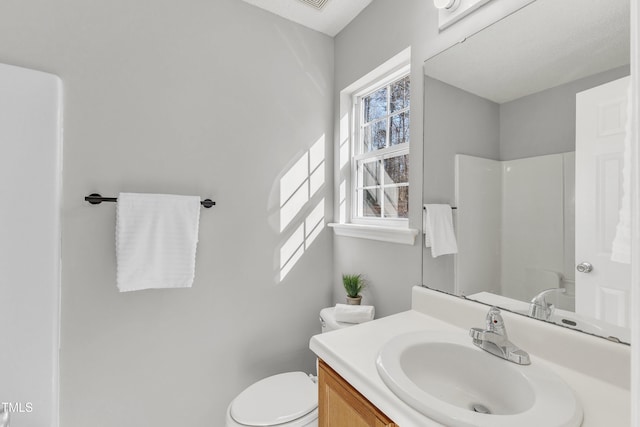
(353, 71, 410, 225)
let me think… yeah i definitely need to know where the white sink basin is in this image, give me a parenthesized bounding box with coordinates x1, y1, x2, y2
(376, 331, 583, 427)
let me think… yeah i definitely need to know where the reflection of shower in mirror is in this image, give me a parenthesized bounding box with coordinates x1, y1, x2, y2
(451, 76, 632, 343)
(455, 152, 575, 305)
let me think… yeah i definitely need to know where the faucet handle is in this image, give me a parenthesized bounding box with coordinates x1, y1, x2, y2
(486, 307, 507, 336)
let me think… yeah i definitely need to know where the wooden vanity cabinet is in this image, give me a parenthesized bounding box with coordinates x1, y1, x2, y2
(318, 359, 398, 427)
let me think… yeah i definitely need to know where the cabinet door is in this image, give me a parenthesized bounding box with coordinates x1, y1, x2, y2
(318, 360, 397, 427)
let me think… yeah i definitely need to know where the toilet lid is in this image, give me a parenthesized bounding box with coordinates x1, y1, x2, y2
(230, 372, 317, 426)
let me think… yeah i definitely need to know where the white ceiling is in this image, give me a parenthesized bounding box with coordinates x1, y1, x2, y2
(238, 0, 372, 37)
(424, 0, 630, 103)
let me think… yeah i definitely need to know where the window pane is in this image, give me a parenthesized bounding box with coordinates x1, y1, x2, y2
(383, 186, 409, 218)
(384, 155, 409, 184)
(354, 73, 410, 222)
(363, 120, 387, 152)
(390, 111, 410, 146)
(360, 160, 381, 187)
(359, 188, 381, 217)
(390, 76, 410, 112)
(364, 87, 387, 122)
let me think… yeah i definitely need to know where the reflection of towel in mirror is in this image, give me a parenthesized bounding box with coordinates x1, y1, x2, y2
(423, 204, 458, 257)
(611, 86, 632, 264)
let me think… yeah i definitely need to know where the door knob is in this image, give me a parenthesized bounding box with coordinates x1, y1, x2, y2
(576, 262, 593, 273)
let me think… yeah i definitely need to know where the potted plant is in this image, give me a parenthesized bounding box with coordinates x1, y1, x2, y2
(342, 274, 365, 305)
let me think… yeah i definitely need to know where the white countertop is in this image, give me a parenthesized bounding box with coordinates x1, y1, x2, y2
(310, 287, 630, 427)
(311, 310, 453, 426)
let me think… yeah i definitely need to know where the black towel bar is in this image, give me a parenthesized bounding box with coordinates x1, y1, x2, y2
(84, 193, 216, 208)
(423, 205, 457, 210)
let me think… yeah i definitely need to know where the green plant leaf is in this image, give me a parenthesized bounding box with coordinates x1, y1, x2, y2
(342, 273, 364, 298)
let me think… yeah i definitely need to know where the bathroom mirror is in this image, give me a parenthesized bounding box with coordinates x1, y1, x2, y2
(422, 0, 631, 343)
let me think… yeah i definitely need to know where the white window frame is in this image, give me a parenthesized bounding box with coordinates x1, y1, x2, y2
(351, 65, 411, 228)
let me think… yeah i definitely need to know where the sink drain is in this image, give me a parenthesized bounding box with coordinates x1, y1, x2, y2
(472, 403, 491, 414)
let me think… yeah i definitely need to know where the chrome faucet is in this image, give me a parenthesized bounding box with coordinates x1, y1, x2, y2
(529, 287, 567, 320)
(469, 307, 531, 365)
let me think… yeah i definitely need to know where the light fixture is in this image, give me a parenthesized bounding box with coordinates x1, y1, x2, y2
(297, 0, 329, 10)
(434, 0, 461, 10)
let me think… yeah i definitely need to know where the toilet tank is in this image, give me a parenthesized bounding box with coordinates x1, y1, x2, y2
(319, 307, 352, 333)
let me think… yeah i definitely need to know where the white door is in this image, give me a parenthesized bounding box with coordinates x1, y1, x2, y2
(0, 63, 62, 426)
(575, 76, 630, 328)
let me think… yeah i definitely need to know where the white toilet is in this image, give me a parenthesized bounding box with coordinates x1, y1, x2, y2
(225, 307, 356, 427)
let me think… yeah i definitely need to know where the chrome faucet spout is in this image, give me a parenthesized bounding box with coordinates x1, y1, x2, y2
(469, 307, 530, 365)
(529, 287, 567, 320)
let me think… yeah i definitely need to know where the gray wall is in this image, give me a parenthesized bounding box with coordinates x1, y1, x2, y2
(332, 0, 431, 317)
(500, 65, 630, 160)
(423, 77, 500, 292)
(0, 0, 568, 424)
(0, 1, 333, 426)
(333, 0, 535, 315)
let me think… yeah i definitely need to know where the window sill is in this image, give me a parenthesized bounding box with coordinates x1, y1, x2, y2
(328, 223, 419, 245)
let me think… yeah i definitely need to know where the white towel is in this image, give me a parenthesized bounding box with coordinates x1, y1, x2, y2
(116, 193, 201, 292)
(423, 204, 458, 257)
(334, 304, 375, 324)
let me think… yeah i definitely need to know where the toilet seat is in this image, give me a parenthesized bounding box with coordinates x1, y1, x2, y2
(226, 406, 318, 427)
(229, 372, 317, 426)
